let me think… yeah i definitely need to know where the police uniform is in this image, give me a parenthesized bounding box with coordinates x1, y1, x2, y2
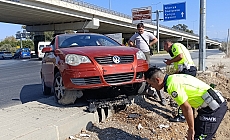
(169, 43, 197, 77)
(164, 74, 227, 140)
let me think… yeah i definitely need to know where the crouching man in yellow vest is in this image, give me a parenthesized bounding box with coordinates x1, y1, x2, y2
(144, 67, 227, 140)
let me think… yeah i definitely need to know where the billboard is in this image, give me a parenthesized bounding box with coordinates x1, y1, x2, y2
(132, 6, 152, 24)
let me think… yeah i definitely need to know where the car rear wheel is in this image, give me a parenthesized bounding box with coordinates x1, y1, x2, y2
(53, 72, 65, 102)
(42, 79, 51, 95)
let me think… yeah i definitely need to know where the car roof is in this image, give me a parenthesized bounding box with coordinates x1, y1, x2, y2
(17, 48, 30, 50)
(56, 33, 104, 37)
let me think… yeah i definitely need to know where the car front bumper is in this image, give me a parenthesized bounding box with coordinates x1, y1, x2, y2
(62, 62, 148, 90)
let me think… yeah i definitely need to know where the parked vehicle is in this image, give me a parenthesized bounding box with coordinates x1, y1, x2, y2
(38, 41, 51, 59)
(0, 51, 13, 59)
(40, 33, 149, 105)
(13, 48, 31, 59)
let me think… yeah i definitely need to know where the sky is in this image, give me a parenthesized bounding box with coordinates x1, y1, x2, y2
(0, 0, 229, 41)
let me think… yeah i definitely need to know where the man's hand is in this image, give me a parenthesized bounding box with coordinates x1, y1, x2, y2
(187, 128, 195, 140)
(180, 101, 195, 140)
(128, 40, 136, 47)
(164, 59, 172, 65)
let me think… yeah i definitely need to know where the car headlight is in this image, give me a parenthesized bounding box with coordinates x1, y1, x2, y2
(65, 54, 91, 66)
(136, 50, 146, 60)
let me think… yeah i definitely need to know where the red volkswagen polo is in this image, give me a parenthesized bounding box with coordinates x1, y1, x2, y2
(41, 33, 148, 105)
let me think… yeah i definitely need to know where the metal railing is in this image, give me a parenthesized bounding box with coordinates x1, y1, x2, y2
(60, 0, 132, 19)
(59, 0, 219, 42)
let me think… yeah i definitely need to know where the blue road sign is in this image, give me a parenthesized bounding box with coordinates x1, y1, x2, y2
(163, 2, 186, 21)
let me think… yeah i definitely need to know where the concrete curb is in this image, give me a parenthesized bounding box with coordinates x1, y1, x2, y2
(0, 97, 114, 140)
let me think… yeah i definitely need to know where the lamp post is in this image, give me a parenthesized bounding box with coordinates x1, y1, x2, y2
(199, 0, 206, 71)
(152, 2, 163, 53)
(109, 0, 111, 10)
(227, 29, 229, 56)
(152, 2, 161, 10)
(153, 10, 163, 53)
(15, 30, 30, 48)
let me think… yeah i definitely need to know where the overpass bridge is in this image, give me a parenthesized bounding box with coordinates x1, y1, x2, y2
(0, 0, 221, 50)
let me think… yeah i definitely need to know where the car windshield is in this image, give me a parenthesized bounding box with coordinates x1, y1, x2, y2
(58, 34, 121, 48)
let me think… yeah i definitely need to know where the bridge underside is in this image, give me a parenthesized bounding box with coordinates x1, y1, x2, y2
(0, 0, 221, 53)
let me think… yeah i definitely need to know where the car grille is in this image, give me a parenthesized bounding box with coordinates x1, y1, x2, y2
(94, 55, 134, 64)
(104, 72, 134, 84)
(71, 76, 101, 85)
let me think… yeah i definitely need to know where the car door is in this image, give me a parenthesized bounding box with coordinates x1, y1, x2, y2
(41, 38, 56, 87)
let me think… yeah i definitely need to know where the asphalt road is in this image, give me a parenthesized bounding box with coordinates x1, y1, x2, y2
(150, 49, 222, 68)
(0, 59, 48, 109)
(0, 49, 223, 109)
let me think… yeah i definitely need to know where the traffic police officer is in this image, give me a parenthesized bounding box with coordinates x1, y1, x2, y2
(163, 39, 197, 76)
(163, 39, 197, 122)
(144, 67, 227, 140)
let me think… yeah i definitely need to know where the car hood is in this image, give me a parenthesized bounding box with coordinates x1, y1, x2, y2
(59, 46, 138, 56)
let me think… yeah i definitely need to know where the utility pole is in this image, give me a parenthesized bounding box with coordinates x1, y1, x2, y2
(15, 30, 30, 48)
(227, 29, 229, 56)
(199, 0, 206, 71)
(109, 0, 111, 10)
(20, 34, 22, 48)
(153, 10, 163, 53)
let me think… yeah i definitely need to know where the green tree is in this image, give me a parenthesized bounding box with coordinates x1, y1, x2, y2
(0, 36, 34, 52)
(44, 31, 54, 41)
(172, 24, 194, 33)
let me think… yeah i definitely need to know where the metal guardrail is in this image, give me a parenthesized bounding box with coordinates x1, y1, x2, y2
(60, 0, 219, 43)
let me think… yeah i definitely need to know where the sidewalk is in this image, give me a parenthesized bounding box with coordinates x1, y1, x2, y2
(0, 97, 113, 140)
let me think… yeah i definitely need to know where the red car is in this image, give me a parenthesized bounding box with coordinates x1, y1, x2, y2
(41, 33, 148, 105)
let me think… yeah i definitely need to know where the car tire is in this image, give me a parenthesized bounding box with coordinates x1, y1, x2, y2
(42, 79, 51, 95)
(120, 83, 143, 96)
(53, 72, 65, 103)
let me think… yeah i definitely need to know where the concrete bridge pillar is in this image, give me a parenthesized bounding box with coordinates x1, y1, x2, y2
(33, 32, 45, 57)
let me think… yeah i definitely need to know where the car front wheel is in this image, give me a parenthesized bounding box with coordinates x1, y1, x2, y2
(53, 72, 65, 102)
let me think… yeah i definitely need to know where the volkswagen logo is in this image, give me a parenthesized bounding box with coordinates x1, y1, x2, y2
(112, 55, 121, 64)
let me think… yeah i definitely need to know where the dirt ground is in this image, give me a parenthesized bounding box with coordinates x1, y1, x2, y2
(68, 57, 230, 140)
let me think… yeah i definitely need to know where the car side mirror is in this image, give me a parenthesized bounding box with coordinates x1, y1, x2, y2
(42, 47, 52, 53)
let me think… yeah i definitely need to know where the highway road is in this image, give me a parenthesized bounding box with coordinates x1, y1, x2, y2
(0, 49, 223, 109)
(150, 49, 223, 68)
(0, 59, 47, 109)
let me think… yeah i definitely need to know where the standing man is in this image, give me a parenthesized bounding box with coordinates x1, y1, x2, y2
(164, 39, 197, 122)
(144, 67, 227, 140)
(128, 23, 166, 106)
(128, 23, 158, 64)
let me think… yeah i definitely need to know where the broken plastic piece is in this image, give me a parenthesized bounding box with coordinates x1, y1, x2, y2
(137, 123, 143, 130)
(80, 133, 91, 137)
(159, 124, 169, 129)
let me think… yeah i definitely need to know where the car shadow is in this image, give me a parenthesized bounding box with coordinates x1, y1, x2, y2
(19, 84, 89, 108)
(84, 121, 148, 140)
(134, 95, 172, 120)
(20, 84, 49, 104)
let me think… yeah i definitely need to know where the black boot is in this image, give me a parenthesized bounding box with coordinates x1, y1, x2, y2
(169, 108, 186, 122)
(169, 115, 186, 122)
